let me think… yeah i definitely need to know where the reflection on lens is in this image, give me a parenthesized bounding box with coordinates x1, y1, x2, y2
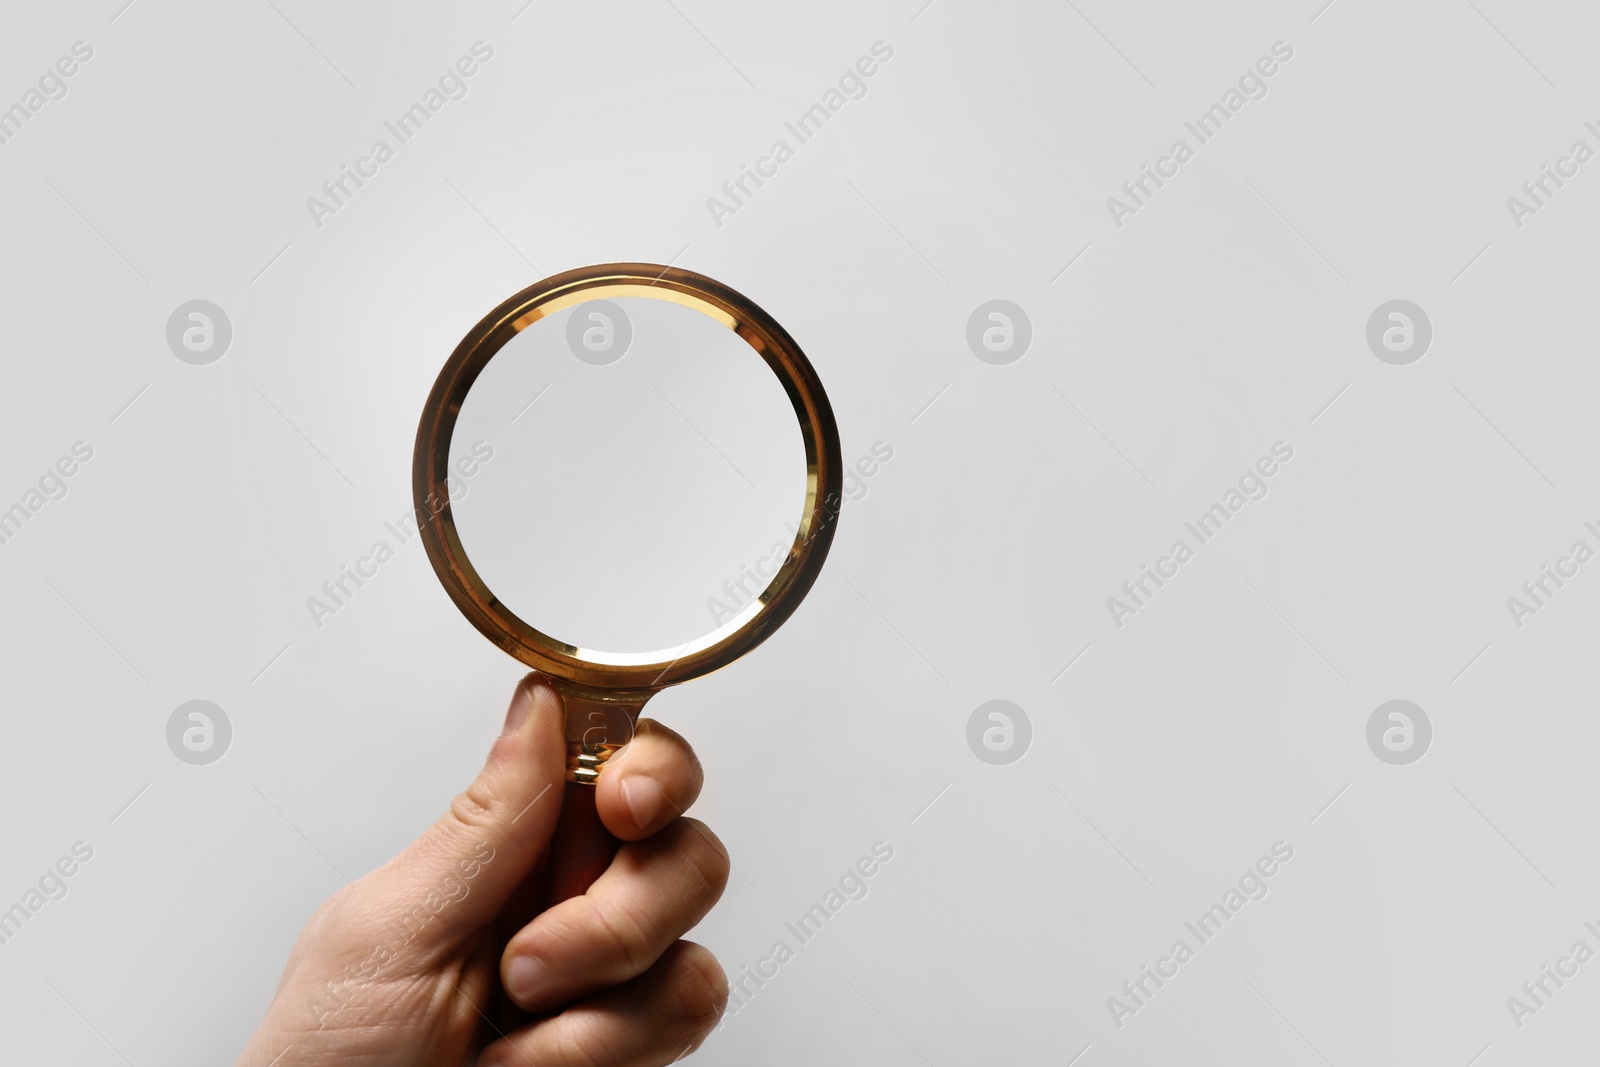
(451, 295, 806, 655)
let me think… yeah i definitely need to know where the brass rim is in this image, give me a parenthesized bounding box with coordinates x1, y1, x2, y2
(413, 263, 843, 692)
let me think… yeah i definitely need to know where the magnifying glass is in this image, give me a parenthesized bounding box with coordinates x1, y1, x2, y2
(412, 263, 842, 878)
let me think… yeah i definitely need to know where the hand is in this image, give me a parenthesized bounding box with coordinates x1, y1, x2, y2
(236, 673, 730, 1067)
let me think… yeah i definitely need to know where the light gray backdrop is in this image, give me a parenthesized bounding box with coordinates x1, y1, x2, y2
(1, 0, 1596, 1063)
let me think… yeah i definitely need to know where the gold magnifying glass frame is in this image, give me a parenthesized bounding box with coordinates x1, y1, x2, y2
(413, 263, 842, 783)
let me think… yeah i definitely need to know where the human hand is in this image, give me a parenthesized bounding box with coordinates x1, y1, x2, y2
(235, 673, 730, 1067)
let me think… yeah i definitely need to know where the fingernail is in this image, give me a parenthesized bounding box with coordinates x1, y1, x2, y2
(501, 682, 532, 736)
(508, 954, 551, 1005)
(621, 775, 664, 831)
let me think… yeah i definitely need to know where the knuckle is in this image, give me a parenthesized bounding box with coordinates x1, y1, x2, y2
(564, 1027, 607, 1067)
(588, 895, 657, 974)
(678, 820, 731, 899)
(550, 1027, 603, 1067)
(309, 883, 355, 927)
(636, 719, 703, 775)
(670, 943, 729, 1035)
(309, 881, 371, 936)
(290, 883, 376, 963)
(447, 779, 498, 834)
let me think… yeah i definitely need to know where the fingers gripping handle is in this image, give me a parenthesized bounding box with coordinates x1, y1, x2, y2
(546, 682, 651, 904)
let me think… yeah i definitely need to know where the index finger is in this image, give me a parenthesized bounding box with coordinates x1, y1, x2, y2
(595, 718, 704, 840)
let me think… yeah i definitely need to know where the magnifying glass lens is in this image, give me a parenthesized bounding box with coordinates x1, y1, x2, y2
(450, 295, 807, 657)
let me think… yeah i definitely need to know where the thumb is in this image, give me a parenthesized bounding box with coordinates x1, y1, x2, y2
(364, 673, 568, 946)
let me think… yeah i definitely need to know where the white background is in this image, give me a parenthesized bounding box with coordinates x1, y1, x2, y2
(1, 0, 1598, 1063)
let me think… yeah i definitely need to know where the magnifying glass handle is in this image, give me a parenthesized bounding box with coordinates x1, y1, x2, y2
(543, 682, 652, 904)
(544, 783, 617, 904)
